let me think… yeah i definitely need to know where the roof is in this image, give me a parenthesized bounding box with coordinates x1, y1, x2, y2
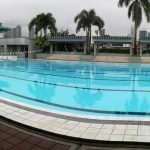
(93, 36, 132, 44)
(140, 37, 150, 44)
(48, 36, 86, 43)
(0, 25, 11, 32)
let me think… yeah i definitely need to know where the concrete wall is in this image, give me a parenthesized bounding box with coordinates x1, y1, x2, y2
(17, 53, 25, 58)
(0, 56, 17, 59)
(17, 53, 36, 59)
(0, 37, 36, 52)
(0, 37, 31, 45)
(28, 53, 36, 59)
(36, 53, 52, 59)
(36, 53, 81, 61)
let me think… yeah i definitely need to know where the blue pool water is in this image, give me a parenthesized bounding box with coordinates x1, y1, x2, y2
(1, 59, 150, 117)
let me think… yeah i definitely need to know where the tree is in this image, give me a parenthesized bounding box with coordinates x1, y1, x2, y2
(28, 13, 57, 38)
(34, 37, 50, 50)
(28, 17, 39, 37)
(39, 13, 57, 38)
(74, 9, 104, 54)
(29, 13, 57, 50)
(118, 0, 150, 55)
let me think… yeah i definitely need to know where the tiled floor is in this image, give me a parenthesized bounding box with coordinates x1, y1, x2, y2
(2, 101, 150, 143)
(0, 122, 72, 150)
(1, 118, 150, 150)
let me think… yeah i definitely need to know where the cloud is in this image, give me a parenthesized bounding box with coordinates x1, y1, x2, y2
(0, 0, 150, 36)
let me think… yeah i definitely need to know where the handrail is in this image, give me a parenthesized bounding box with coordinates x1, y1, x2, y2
(0, 50, 42, 56)
(93, 36, 132, 40)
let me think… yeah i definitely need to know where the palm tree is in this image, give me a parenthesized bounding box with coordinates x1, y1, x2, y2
(28, 13, 57, 38)
(28, 17, 40, 37)
(118, 0, 150, 55)
(74, 9, 104, 54)
(40, 13, 57, 38)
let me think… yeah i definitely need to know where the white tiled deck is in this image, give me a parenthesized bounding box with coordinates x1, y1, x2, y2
(1, 98, 150, 143)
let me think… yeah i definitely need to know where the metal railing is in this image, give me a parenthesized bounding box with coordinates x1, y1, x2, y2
(0, 50, 42, 56)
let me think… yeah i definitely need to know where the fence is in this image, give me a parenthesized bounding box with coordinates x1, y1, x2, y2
(0, 50, 42, 56)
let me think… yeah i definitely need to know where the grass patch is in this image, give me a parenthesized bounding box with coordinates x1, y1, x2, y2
(128, 56, 141, 63)
(80, 54, 94, 61)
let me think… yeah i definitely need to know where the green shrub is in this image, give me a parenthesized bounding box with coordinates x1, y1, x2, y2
(98, 48, 130, 54)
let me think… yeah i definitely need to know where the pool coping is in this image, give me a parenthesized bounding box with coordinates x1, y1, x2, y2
(2, 116, 150, 149)
(1, 97, 150, 124)
(35, 54, 150, 64)
(13, 56, 150, 64)
(2, 97, 150, 143)
(31, 57, 150, 64)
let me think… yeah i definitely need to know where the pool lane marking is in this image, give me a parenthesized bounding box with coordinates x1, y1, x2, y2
(39, 62, 150, 73)
(0, 66, 143, 76)
(2, 59, 150, 74)
(2, 66, 150, 76)
(0, 61, 137, 72)
(15, 63, 150, 74)
(0, 73, 150, 92)
(1, 67, 150, 82)
(7, 61, 148, 73)
(0, 88, 150, 116)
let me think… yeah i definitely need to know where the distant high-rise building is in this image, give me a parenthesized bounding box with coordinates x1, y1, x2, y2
(3, 25, 21, 38)
(148, 32, 150, 38)
(139, 30, 147, 39)
(3, 31, 8, 38)
(4, 29, 12, 38)
(11, 28, 16, 38)
(29, 27, 34, 39)
(99, 29, 105, 36)
(16, 25, 21, 38)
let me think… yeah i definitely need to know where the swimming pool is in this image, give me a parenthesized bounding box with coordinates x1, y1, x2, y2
(1, 59, 150, 118)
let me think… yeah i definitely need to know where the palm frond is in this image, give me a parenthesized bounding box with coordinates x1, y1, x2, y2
(28, 17, 36, 31)
(29, 12, 57, 38)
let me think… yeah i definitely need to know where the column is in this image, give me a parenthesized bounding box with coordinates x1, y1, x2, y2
(50, 44, 53, 54)
(28, 45, 32, 52)
(54, 43, 58, 51)
(4, 45, 7, 53)
(84, 42, 86, 54)
(94, 43, 97, 56)
(140, 44, 142, 56)
(130, 44, 132, 55)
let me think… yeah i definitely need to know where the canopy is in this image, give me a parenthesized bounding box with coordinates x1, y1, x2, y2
(0, 25, 11, 32)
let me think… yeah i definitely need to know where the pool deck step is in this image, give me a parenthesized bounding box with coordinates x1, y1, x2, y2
(37, 54, 150, 63)
(1, 100, 150, 147)
(46, 54, 80, 61)
(1, 121, 150, 150)
(0, 121, 73, 150)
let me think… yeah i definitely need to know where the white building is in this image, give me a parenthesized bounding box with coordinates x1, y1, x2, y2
(0, 37, 36, 52)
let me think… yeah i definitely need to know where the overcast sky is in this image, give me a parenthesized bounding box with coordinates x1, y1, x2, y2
(1, 0, 150, 36)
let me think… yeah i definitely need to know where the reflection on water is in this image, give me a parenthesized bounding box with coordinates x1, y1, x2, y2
(28, 75, 56, 101)
(0, 81, 9, 88)
(125, 92, 149, 113)
(74, 88, 102, 108)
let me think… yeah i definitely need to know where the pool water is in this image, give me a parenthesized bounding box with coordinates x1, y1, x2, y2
(1, 59, 150, 117)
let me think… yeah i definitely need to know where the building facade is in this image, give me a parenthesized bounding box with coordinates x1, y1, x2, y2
(139, 30, 147, 39)
(0, 37, 36, 53)
(29, 27, 35, 39)
(4, 25, 21, 38)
